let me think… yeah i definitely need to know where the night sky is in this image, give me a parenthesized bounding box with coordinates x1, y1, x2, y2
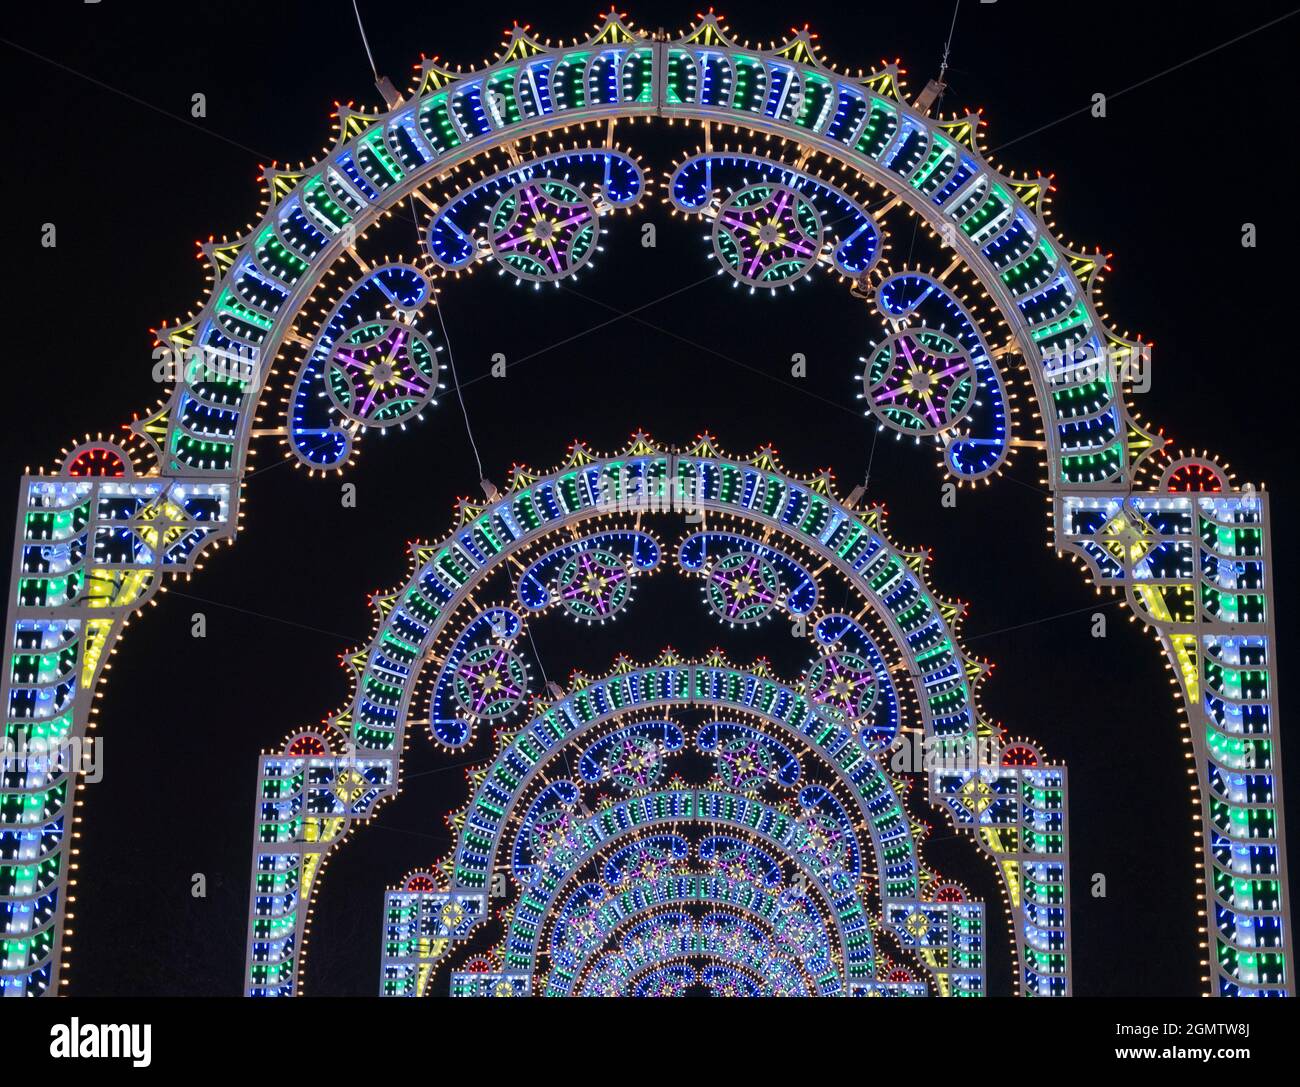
(2, 0, 1297, 997)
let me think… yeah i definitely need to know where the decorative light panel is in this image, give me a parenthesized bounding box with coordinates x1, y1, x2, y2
(1, 13, 1287, 999)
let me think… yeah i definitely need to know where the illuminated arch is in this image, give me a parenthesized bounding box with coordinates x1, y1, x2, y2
(0, 13, 1286, 998)
(536, 880, 842, 997)
(144, 13, 1144, 484)
(568, 907, 825, 999)
(244, 437, 1069, 997)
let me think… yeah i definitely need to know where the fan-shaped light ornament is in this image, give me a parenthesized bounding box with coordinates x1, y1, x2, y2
(1161, 457, 1228, 493)
(64, 443, 130, 478)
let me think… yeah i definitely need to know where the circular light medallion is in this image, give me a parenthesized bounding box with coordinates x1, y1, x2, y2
(714, 735, 775, 795)
(805, 651, 878, 724)
(452, 644, 528, 719)
(706, 551, 781, 625)
(599, 735, 664, 792)
(556, 549, 631, 622)
(864, 328, 975, 436)
(488, 177, 600, 283)
(326, 319, 438, 427)
(712, 183, 824, 288)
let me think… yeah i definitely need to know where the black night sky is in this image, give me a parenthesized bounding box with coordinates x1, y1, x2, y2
(2, 0, 1298, 999)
